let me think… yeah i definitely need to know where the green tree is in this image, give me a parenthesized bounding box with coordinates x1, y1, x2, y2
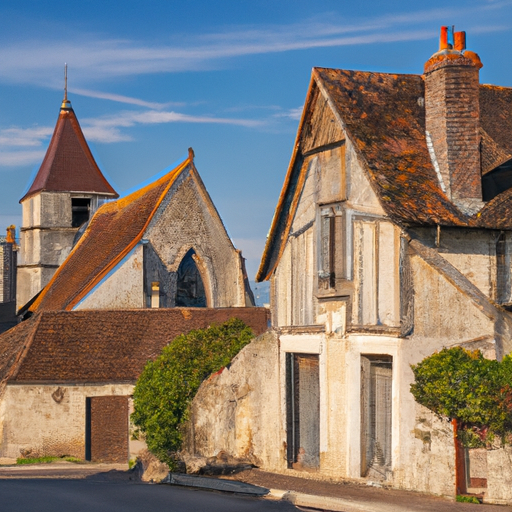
(411, 347, 512, 446)
(131, 318, 253, 467)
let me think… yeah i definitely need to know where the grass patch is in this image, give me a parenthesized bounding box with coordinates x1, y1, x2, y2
(16, 456, 83, 465)
(456, 495, 481, 504)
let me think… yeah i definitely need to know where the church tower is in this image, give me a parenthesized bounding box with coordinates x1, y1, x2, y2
(17, 84, 118, 309)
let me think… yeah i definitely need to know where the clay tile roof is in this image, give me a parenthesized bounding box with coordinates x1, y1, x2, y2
(6, 308, 269, 383)
(31, 156, 192, 312)
(314, 68, 470, 227)
(257, 67, 512, 281)
(20, 103, 118, 202)
(0, 317, 39, 395)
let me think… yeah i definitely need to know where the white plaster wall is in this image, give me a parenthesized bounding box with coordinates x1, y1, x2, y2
(438, 230, 496, 299)
(317, 147, 345, 204)
(390, 250, 498, 496)
(393, 338, 456, 496)
(411, 253, 494, 341)
(346, 140, 385, 216)
(76, 244, 144, 310)
(0, 383, 136, 460)
(17, 266, 43, 309)
(378, 222, 400, 327)
(275, 243, 292, 327)
(486, 446, 512, 504)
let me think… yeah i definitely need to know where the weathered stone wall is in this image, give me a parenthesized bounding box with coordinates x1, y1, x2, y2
(146, 170, 246, 308)
(0, 383, 139, 461)
(184, 331, 284, 470)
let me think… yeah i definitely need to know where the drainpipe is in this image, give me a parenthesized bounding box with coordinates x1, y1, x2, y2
(453, 418, 467, 495)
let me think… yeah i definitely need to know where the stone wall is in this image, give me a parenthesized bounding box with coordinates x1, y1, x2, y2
(0, 383, 138, 461)
(183, 331, 284, 471)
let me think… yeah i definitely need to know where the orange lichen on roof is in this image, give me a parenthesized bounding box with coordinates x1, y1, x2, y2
(424, 51, 482, 74)
(30, 155, 192, 312)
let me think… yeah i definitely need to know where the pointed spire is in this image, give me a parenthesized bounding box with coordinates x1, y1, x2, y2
(20, 77, 118, 202)
(61, 64, 72, 111)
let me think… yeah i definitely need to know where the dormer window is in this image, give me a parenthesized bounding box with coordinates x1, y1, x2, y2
(71, 198, 90, 228)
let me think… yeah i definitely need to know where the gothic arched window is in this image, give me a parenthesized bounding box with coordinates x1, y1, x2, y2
(175, 249, 207, 307)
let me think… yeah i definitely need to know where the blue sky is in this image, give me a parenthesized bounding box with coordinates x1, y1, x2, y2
(1, 0, 512, 279)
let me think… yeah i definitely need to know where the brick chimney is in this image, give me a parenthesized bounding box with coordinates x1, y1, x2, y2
(424, 26, 483, 210)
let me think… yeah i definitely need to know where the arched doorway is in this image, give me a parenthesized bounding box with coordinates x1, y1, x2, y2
(175, 249, 207, 307)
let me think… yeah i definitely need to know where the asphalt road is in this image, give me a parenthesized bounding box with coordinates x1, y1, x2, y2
(0, 478, 299, 512)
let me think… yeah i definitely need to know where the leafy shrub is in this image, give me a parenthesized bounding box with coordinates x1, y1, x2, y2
(411, 347, 512, 446)
(131, 318, 253, 467)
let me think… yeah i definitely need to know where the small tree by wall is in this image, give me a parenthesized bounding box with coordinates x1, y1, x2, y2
(131, 318, 253, 467)
(411, 347, 512, 446)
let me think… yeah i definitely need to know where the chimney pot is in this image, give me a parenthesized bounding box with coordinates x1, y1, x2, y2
(440, 26, 449, 50)
(454, 31, 466, 51)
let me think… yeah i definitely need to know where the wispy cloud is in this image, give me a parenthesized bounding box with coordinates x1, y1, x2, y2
(273, 107, 303, 121)
(0, 150, 46, 167)
(0, 126, 53, 147)
(81, 109, 264, 143)
(0, 108, 265, 164)
(70, 87, 183, 109)
(0, 4, 508, 89)
(0, 126, 51, 166)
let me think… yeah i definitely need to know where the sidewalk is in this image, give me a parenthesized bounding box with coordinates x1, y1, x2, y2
(224, 468, 512, 512)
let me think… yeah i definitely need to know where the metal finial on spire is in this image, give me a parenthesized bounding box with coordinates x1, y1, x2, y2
(61, 63, 72, 110)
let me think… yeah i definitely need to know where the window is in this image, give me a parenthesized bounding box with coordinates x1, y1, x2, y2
(71, 198, 91, 228)
(318, 204, 343, 291)
(175, 249, 207, 307)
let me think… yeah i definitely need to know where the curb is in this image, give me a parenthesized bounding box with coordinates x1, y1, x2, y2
(165, 473, 269, 496)
(164, 474, 413, 512)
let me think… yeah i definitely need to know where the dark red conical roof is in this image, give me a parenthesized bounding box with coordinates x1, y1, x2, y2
(20, 100, 118, 202)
